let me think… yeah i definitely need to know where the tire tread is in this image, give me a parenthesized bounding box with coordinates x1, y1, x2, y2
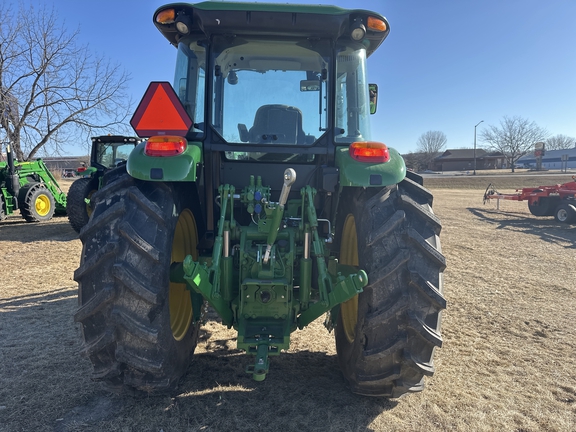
(74, 166, 199, 393)
(334, 179, 445, 398)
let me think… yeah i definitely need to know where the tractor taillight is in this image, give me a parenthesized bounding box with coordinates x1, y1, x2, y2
(349, 142, 390, 163)
(144, 136, 186, 157)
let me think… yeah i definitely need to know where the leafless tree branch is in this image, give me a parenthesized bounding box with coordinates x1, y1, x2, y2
(416, 130, 447, 169)
(545, 134, 575, 151)
(0, 3, 132, 160)
(480, 116, 549, 172)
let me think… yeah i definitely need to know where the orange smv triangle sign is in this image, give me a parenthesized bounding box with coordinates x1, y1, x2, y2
(130, 82, 193, 137)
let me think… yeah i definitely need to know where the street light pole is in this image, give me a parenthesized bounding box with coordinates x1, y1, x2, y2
(473, 120, 484, 175)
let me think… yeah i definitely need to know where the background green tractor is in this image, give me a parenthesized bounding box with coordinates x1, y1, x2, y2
(0, 145, 66, 222)
(74, 1, 446, 398)
(66, 135, 140, 232)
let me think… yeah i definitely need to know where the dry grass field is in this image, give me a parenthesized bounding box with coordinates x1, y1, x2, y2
(1, 174, 575, 431)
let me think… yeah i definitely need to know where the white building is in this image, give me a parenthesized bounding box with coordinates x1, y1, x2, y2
(516, 148, 576, 170)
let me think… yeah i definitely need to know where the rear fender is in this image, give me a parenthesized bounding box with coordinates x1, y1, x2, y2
(335, 146, 406, 187)
(126, 140, 203, 181)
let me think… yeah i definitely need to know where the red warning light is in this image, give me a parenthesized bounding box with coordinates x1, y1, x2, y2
(130, 82, 193, 137)
(349, 142, 390, 163)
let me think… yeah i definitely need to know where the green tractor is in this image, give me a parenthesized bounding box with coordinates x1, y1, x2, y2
(66, 135, 141, 232)
(74, 1, 446, 398)
(0, 145, 66, 222)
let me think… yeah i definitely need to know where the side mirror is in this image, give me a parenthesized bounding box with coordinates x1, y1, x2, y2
(369, 83, 378, 114)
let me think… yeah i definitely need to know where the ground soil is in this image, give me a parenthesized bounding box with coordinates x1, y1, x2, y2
(1, 176, 575, 431)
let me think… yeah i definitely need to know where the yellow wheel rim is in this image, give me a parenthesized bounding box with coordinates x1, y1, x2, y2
(340, 214, 359, 343)
(169, 209, 197, 341)
(35, 194, 51, 217)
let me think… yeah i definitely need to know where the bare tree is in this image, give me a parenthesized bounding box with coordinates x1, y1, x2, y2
(416, 130, 447, 169)
(480, 116, 548, 172)
(0, 4, 132, 161)
(546, 134, 575, 150)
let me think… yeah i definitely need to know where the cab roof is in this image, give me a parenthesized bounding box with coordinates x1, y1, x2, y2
(154, 1, 390, 57)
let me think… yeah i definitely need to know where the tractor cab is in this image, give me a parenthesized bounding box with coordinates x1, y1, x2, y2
(91, 136, 141, 170)
(137, 2, 391, 190)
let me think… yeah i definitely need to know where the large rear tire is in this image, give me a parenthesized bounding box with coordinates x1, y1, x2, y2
(67, 176, 99, 233)
(74, 166, 201, 393)
(334, 177, 446, 398)
(19, 183, 56, 222)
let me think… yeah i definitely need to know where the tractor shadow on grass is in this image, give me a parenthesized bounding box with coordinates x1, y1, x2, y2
(171, 345, 399, 432)
(0, 215, 76, 242)
(57, 330, 400, 432)
(467, 207, 576, 247)
(145, 319, 401, 431)
(56, 333, 400, 432)
(0, 286, 78, 308)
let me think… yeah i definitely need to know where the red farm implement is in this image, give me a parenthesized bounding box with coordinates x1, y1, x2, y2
(483, 177, 576, 224)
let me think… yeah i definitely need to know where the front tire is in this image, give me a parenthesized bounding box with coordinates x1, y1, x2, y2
(67, 177, 99, 233)
(74, 166, 200, 393)
(334, 177, 446, 398)
(19, 183, 55, 222)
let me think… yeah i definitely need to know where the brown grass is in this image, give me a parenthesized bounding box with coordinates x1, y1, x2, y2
(50, 169, 63, 181)
(1, 176, 575, 431)
(423, 170, 575, 190)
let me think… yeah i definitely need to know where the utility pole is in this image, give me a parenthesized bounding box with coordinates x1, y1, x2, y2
(473, 120, 484, 175)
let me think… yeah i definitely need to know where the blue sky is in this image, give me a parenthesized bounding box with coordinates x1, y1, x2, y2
(49, 0, 576, 155)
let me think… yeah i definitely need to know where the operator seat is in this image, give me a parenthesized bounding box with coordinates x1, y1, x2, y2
(247, 104, 305, 144)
